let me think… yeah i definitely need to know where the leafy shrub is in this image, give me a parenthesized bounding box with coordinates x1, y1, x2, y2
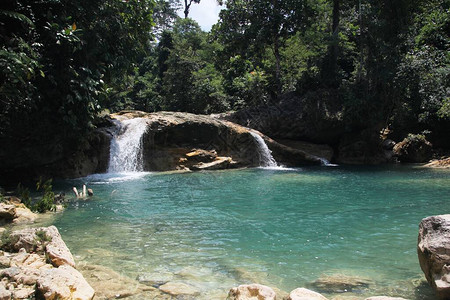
(33, 178, 56, 213)
(16, 183, 31, 208)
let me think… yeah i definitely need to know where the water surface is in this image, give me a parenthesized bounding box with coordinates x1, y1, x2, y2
(52, 166, 449, 299)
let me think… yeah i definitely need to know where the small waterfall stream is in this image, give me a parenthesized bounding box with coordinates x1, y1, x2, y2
(249, 132, 278, 168)
(108, 118, 148, 173)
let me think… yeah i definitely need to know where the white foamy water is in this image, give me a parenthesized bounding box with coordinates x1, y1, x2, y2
(250, 131, 278, 168)
(108, 118, 148, 173)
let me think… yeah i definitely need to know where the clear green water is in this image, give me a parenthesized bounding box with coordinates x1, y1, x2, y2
(51, 166, 449, 299)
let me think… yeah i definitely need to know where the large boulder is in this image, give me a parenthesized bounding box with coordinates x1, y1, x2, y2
(0, 226, 95, 300)
(0, 197, 37, 225)
(227, 283, 277, 300)
(37, 265, 95, 300)
(0, 203, 16, 223)
(112, 111, 321, 171)
(8, 226, 75, 268)
(393, 134, 433, 163)
(418, 215, 450, 299)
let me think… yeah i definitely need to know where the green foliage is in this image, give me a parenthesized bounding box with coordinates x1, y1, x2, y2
(33, 178, 56, 213)
(35, 230, 52, 244)
(16, 183, 31, 208)
(1, 0, 155, 148)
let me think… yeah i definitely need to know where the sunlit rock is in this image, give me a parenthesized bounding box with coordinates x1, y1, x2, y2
(418, 214, 450, 299)
(37, 265, 95, 300)
(287, 288, 328, 300)
(227, 283, 276, 300)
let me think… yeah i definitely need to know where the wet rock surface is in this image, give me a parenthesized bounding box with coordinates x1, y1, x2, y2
(112, 111, 321, 171)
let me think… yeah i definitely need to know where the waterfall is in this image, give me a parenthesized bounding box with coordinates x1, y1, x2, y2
(108, 118, 148, 173)
(314, 156, 338, 167)
(250, 132, 278, 168)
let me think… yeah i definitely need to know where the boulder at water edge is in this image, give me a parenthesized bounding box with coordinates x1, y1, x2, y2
(287, 288, 328, 300)
(37, 265, 94, 300)
(8, 226, 75, 268)
(0, 226, 95, 300)
(418, 214, 450, 299)
(227, 283, 277, 300)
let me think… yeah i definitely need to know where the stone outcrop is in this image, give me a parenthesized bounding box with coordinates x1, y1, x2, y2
(287, 288, 328, 300)
(393, 135, 433, 163)
(0, 226, 94, 300)
(37, 265, 95, 300)
(8, 226, 75, 268)
(418, 214, 450, 299)
(113, 111, 321, 171)
(227, 283, 277, 300)
(424, 157, 450, 168)
(0, 198, 37, 225)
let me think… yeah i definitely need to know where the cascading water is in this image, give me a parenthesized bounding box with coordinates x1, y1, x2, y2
(250, 131, 278, 168)
(108, 118, 148, 173)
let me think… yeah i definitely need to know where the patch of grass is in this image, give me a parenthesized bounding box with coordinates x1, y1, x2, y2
(0, 230, 18, 251)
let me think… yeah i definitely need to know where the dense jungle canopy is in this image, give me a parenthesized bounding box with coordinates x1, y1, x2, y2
(1, 0, 449, 151)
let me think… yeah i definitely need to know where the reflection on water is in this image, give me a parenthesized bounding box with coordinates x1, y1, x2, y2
(51, 166, 448, 299)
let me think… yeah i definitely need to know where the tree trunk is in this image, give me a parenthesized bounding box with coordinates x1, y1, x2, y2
(273, 37, 282, 96)
(184, 0, 190, 18)
(330, 0, 340, 81)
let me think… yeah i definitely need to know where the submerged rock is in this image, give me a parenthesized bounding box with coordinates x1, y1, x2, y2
(79, 263, 159, 299)
(287, 288, 328, 300)
(159, 282, 200, 296)
(310, 274, 371, 294)
(227, 283, 276, 300)
(418, 214, 450, 299)
(137, 272, 174, 287)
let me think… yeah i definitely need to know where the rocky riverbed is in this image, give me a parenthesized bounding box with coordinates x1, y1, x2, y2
(0, 201, 447, 299)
